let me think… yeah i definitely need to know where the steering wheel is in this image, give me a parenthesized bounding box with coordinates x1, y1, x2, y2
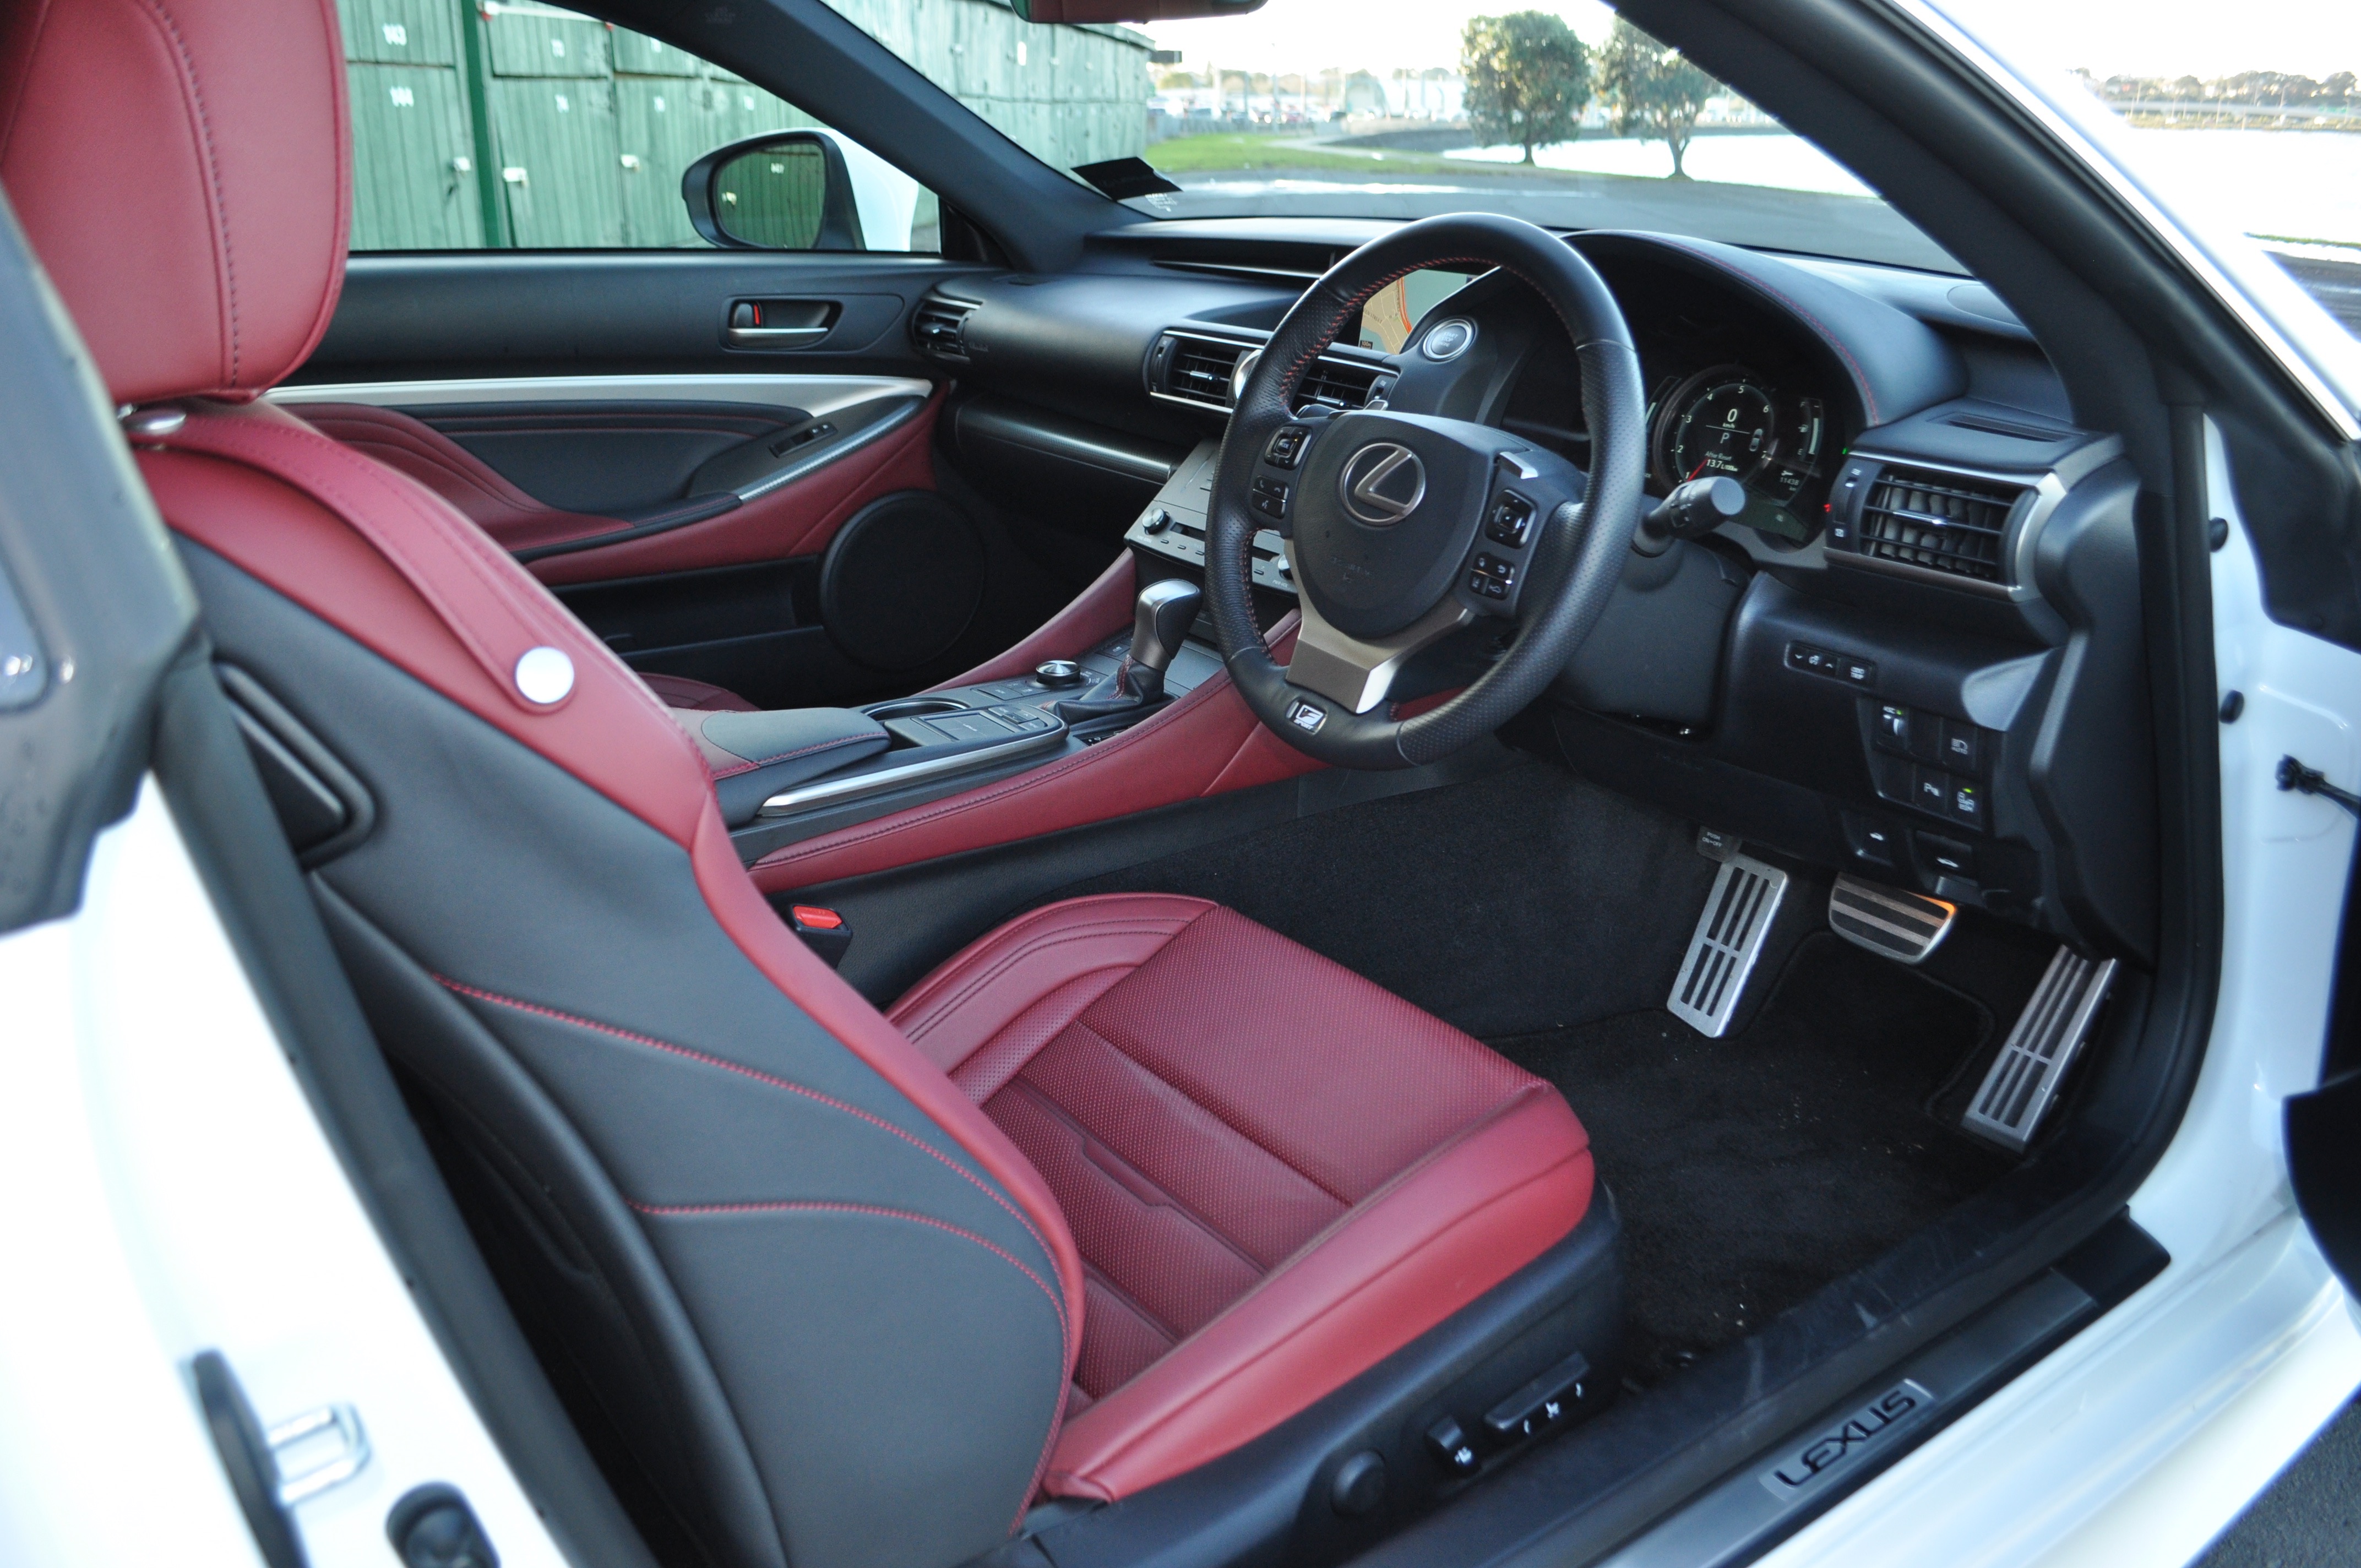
(1207, 213, 1646, 770)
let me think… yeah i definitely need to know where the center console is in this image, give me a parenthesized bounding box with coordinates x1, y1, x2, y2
(719, 588, 1224, 864)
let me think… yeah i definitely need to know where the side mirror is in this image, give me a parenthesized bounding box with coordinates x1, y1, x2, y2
(683, 132, 866, 251)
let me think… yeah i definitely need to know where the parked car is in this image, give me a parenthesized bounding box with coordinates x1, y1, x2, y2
(2, 2, 2358, 1567)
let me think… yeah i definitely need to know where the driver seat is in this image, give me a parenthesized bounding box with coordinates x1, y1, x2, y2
(0, 3, 1609, 1565)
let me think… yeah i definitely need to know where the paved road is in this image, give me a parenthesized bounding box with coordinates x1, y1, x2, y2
(2196, 1395, 2361, 1566)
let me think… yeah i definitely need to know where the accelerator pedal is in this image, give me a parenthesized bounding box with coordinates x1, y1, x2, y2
(1667, 852, 1788, 1038)
(1827, 875, 1956, 965)
(1962, 946, 2119, 1151)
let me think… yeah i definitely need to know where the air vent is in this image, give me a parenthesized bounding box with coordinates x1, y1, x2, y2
(1168, 337, 1245, 407)
(1299, 358, 1381, 411)
(1148, 330, 1391, 415)
(1854, 465, 2028, 584)
(912, 295, 977, 361)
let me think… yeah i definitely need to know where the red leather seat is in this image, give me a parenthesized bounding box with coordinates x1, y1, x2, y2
(889, 895, 1593, 1499)
(0, 2, 1608, 1560)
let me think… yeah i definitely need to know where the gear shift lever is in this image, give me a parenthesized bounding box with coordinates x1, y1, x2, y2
(1056, 578, 1203, 723)
(1125, 578, 1204, 702)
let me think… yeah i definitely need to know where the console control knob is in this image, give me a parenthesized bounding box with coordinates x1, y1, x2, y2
(1035, 659, 1084, 688)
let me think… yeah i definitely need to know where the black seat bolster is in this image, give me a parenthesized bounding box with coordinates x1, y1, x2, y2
(181, 537, 1069, 1568)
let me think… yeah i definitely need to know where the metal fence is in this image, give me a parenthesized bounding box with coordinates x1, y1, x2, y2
(340, 0, 1152, 251)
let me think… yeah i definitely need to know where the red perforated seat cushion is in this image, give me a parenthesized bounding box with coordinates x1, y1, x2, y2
(889, 894, 1594, 1501)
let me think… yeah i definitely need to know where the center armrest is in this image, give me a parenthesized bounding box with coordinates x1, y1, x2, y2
(674, 706, 891, 826)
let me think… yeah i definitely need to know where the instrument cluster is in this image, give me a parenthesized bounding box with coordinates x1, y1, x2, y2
(1648, 364, 1831, 547)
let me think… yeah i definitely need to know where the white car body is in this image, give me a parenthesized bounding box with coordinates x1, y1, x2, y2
(3, 7, 2359, 1568)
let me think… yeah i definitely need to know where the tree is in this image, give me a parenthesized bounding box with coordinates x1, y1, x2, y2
(1597, 18, 1717, 178)
(1461, 12, 1592, 166)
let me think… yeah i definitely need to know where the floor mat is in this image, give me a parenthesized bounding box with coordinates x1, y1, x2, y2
(1043, 762, 1721, 1041)
(1492, 932, 2016, 1382)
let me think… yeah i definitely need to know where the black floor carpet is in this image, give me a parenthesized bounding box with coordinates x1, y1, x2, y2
(1493, 933, 2016, 1382)
(1048, 762, 1721, 1041)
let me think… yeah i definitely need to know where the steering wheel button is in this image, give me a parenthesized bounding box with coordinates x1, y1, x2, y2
(1265, 426, 1311, 469)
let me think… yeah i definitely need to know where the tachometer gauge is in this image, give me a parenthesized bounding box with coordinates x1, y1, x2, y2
(1655, 368, 1778, 491)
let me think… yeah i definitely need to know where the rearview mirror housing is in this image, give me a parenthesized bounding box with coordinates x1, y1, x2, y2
(683, 132, 866, 251)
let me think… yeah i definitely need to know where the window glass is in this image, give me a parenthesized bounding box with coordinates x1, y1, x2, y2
(1932, 0, 2358, 342)
(338, 0, 940, 252)
(820, 0, 1959, 274)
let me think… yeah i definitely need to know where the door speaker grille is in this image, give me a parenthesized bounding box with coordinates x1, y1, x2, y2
(1667, 855, 1788, 1038)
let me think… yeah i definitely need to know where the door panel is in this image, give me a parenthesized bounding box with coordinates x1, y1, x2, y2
(411, 401, 808, 514)
(304, 253, 986, 380)
(289, 254, 1062, 710)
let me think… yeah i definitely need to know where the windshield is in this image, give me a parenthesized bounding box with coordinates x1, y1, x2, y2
(825, 0, 1959, 272)
(1935, 0, 2360, 342)
(824, 0, 2359, 335)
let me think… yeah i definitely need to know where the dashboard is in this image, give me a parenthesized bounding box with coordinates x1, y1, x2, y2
(913, 224, 2154, 970)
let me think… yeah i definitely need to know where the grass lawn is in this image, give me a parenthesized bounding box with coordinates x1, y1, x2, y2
(1146, 133, 1556, 179)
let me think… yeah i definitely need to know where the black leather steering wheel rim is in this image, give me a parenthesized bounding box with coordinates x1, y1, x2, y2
(1207, 213, 1647, 770)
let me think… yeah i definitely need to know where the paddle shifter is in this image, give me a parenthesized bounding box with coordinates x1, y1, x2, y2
(1056, 578, 1204, 723)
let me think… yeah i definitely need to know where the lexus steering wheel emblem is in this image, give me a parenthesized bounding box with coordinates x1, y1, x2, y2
(1339, 442, 1426, 526)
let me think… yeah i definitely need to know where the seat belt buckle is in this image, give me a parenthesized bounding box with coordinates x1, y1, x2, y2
(788, 905, 852, 968)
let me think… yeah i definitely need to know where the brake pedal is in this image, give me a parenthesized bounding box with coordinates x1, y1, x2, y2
(1827, 875, 1955, 965)
(1667, 854, 1788, 1038)
(1962, 946, 2118, 1151)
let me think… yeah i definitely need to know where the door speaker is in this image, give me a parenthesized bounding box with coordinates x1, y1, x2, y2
(818, 491, 986, 671)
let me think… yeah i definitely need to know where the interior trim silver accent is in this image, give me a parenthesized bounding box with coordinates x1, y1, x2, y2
(1146, 327, 1393, 416)
(1962, 946, 2119, 1150)
(1284, 578, 1472, 714)
(1592, 1267, 2092, 1568)
(269, 373, 932, 419)
(1668, 854, 1789, 1038)
(757, 726, 1066, 817)
(722, 325, 833, 348)
(1835, 450, 2085, 603)
(735, 396, 925, 502)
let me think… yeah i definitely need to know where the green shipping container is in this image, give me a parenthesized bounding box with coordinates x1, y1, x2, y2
(338, 0, 459, 66)
(614, 76, 731, 246)
(347, 62, 483, 248)
(488, 76, 626, 246)
(610, 26, 700, 78)
(484, 5, 611, 79)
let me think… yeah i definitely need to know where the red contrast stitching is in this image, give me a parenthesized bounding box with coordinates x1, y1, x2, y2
(1646, 236, 1881, 424)
(432, 971, 1070, 1349)
(896, 919, 1199, 1044)
(632, 1196, 1070, 1526)
(630, 1199, 1064, 1314)
(709, 733, 878, 781)
(754, 671, 1237, 870)
(140, 0, 240, 386)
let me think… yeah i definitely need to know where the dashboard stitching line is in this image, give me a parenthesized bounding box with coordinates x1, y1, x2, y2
(1645, 236, 1881, 424)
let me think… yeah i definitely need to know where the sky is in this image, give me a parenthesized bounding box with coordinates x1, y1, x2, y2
(1141, 1, 2361, 84)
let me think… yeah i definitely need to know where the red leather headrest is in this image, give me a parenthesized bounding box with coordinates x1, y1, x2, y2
(0, 0, 349, 405)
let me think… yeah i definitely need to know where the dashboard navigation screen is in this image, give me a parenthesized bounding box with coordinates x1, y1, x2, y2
(1356, 268, 1479, 353)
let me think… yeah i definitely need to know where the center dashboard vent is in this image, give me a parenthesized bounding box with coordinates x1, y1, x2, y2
(1853, 464, 2030, 585)
(1147, 329, 1389, 415)
(912, 293, 977, 361)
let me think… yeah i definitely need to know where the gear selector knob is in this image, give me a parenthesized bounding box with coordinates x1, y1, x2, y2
(1130, 578, 1204, 679)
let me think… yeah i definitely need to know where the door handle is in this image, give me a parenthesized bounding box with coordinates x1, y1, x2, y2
(725, 324, 831, 346)
(725, 298, 839, 350)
